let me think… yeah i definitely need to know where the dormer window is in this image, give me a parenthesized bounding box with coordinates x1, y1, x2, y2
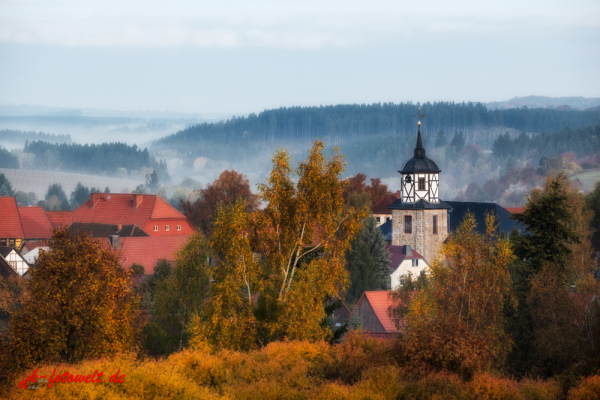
(165, 225, 170, 231)
(177, 225, 181, 231)
(154, 226, 158, 232)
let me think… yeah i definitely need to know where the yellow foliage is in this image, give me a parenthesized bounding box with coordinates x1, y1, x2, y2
(3, 336, 575, 400)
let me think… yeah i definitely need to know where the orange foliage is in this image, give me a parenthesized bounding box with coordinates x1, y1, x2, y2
(1, 230, 140, 372)
(393, 212, 514, 378)
(2, 334, 570, 400)
(567, 375, 600, 400)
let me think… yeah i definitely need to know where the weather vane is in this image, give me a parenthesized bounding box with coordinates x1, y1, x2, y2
(413, 106, 426, 126)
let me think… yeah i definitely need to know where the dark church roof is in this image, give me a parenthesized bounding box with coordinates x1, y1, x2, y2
(399, 126, 441, 173)
(445, 201, 524, 236)
(388, 198, 452, 210)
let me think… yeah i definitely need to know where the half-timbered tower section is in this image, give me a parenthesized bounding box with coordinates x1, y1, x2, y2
(388, 119, 451, 264)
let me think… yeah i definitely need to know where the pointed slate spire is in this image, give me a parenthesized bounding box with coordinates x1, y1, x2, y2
(414, 121, 426, 159)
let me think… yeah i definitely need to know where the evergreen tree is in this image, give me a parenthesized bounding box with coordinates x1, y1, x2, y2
(146, 170, 160, 193)
(104, 186, 110, 193)
(346, 217, 392, 304)
(451, 131, 465, 152)
(41, 183, 69, 211)
(506, 172, 581, 376)
(0, 173, 15, 196)
(435, 129, 447, 147)
(585, 181, 600, 251)
(70, 182, 90, 209)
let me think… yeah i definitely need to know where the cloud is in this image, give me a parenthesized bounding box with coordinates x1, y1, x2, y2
(0, 0, 598, 48)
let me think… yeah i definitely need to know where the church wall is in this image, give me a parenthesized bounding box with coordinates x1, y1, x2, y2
(391, 208, 449, 264)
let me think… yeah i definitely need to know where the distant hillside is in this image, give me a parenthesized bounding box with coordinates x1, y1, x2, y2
(154, 102, 600, 155)
(486, 96, 600, 111)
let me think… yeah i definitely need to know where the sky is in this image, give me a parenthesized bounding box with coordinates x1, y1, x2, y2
(0, 0, 599, 115)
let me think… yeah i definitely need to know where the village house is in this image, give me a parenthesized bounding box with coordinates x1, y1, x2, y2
(0, 247, 30, 277)
(350, 291, 402, 337)
(386, 244, 428, 289)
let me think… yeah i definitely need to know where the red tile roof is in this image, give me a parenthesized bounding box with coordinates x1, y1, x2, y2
(371, 193, 400, 215)
(386, 245, 423, 271)
(358, 291, 401, 333)
(71, 194, 187, 228)
(0, 197, 24, 238)
(46, 211, 74, 229)
(105, 235, 191, 274)
(18, 207, 53, 239)
(504, 207, 525, 214)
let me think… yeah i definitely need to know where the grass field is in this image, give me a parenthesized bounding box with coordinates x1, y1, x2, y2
(0, 168, 144, 198)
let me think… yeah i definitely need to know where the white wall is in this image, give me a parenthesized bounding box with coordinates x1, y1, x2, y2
(390, 257, 429, 289)
(5, 250, 29, 276)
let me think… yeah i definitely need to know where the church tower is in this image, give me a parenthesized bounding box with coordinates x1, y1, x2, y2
(388, 112, 451, 264)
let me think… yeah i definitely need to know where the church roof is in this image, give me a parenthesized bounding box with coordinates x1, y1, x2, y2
(399, 126, 441, 173)
(445, 201, 524, 236)
(388, 198, 452, 210)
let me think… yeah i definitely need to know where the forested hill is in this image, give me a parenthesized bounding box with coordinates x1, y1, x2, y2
(154, 102, 600, 150)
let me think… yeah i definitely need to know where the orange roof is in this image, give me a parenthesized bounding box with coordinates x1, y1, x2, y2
(70, 194, 187, 227)
(371, 193, 400, 215)
(357, 291, 401, 333)
(504, 207, 524, 214)
(46, 211, 74, 229)
(0, 197, 24, 238)
(106, 235, 191, 274)
(18, 207, 53, 239)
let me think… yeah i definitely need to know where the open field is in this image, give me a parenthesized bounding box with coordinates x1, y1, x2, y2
(0, 168, 144, 198)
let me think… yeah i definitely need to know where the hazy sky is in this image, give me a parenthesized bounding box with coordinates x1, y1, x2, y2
(1, 0, 599, 115)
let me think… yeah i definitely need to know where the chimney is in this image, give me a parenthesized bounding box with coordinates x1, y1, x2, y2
(109, 235, 120, 249)
(396, 190, 401, 197)
(91, 193, 101, 208)
(404, 245, 412, 256)
(133, 194, 144, 210)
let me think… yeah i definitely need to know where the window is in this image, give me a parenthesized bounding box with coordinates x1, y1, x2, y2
(386, 217, 391, 222)
(418, 177, 426, 191)
(404, 215, 412, 234)
(412, 259, 419, 267)
(376, 216, 381, 223)
(154, 226, 158, 232)
(433, 215, 438, 234)
(165, 225, 170, 231)
(400, 278, 405, 285)
(177, 225, 181, 231)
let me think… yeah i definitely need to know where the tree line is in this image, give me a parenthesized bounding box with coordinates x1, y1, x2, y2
(23, 141, 170, 182)
(155, 102, 600, 150)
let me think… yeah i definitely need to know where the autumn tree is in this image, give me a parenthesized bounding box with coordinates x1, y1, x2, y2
(343, 173, 391, 206)
(390, 212, 514, 378)
(1, 230, 140, 372)
(181, 170, 259, 236)
(190, 141, 366, 350)
(507, 173, 599, 377)
(346, 216, 391, 304)
(143, 233, 211, 356)
(585, 181, 600, 251)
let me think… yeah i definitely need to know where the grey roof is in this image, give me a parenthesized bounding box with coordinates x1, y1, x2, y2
(0, 247, 14, 258)
(388, 198, 452, 210)
(379, 219, 392, 242)
(399, 127, 441, 173)
(67, 223, 149, 238)
(445, 201, 524, 236)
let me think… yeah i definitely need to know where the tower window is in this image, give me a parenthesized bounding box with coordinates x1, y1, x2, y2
(404, 215, 412, 234)
(418, 177, 426, 191)
(433, 215, 438, 234)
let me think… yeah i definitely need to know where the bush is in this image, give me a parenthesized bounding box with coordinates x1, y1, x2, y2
(469, 373, 523, 400)
(567, 375, 600, 400)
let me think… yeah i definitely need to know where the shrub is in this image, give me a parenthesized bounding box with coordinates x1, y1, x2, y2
(469, 373, 523, 400)
(567, 375, 600, 400)
(519, 378, 562, 400)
